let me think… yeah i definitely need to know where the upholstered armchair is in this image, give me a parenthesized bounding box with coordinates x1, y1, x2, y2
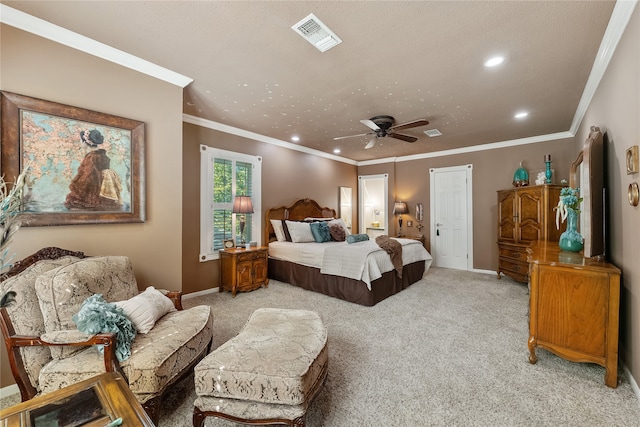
(0, 247, 213, 423)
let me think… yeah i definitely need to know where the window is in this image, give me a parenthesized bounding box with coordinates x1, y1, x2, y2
(200, 145, 262, 261)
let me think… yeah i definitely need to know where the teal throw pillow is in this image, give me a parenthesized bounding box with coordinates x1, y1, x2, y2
(310, 221, 332, 243)
(346, 233, 369, 244)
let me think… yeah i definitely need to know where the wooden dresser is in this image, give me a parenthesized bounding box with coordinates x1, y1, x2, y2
(497, 185, 564, 282)
(219, 246, 269, 297)
(526, 242, 621, 388)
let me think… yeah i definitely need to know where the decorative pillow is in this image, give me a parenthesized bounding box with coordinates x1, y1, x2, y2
(310, 221, 332, 243)
(73, 294, 136, 362)
(270, 219, 286, 242)
(113, 286, 176, 334)
(347, 233, 370, 244)
(285, 220, 315, 243)
(329, 223, 346, 242)
(304, 217, 334, 222)
(328, 218, 351, 236)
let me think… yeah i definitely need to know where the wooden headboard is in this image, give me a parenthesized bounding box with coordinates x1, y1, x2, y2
(264, 198, 337, 243)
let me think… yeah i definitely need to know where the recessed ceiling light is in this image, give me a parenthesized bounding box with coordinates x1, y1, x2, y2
(514, 111, 529, 119)
(484, 56, 504, 67)
(333, 148, 341, 154)
(291, 136, 300, 142)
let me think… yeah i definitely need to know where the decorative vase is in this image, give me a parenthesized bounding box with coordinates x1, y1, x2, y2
(512, 161, 529, 187)
(559, 209, 583, 252)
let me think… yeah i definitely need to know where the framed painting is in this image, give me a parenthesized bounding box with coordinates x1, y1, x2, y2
(1, 91, 145, 226)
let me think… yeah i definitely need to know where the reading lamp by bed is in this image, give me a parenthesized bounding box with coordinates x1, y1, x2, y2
(233, 195, 254, 246)
(393, 201, 408, 237)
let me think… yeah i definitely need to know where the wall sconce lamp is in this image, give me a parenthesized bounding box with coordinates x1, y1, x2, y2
(393, 201, 408, 237)
(232, 195, 254, 246)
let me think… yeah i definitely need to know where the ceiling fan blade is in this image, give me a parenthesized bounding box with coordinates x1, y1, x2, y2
(389, 132, 418, 143)
(364, 138, 377, 149)
(333, 132, 372, 141)
(390, 119, 429, 132)
(360, 119, 381, 131)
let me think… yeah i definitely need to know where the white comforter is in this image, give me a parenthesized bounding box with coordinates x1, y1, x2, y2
(268, 238, 432, 290)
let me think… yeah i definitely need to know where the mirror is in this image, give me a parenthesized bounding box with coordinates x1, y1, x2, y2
(358, 174, 389, 238)
(339, 186, 352, 232)
(570, 126, 604, 258)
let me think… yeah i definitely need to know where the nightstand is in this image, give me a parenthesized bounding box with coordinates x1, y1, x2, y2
(219, 246, 269, 297)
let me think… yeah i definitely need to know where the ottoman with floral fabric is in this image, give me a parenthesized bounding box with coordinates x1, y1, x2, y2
(193, 308, 328, 427)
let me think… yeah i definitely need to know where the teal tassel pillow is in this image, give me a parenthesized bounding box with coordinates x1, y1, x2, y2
(346, 233, 369, 244)
(72, 294, 136, 362)
(310, 221, 332, 242)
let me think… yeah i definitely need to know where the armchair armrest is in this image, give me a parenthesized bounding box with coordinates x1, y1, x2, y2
(161, 290, 183, 310)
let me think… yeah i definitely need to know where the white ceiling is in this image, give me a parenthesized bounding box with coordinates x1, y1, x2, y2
(2, 1, 628, 162)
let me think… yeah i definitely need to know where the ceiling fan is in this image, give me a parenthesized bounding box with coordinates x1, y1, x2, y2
(333, 115, 429, 149)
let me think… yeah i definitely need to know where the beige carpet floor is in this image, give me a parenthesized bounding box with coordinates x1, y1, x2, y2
(158, 267, 640, 426)
(3, 267, 639, 426)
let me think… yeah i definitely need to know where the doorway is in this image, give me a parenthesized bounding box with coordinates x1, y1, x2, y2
(429, 165, 473, 270)
(358, 174, 388, 238)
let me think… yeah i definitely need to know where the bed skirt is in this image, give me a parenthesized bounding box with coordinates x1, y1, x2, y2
(267, 258, 426, 306)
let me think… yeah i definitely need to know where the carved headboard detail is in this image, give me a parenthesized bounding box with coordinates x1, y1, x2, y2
(264, 198, 337, 243)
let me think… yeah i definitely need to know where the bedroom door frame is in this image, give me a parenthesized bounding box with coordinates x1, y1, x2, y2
(429, 165, 474, 271)
(358, 174, 389, 236)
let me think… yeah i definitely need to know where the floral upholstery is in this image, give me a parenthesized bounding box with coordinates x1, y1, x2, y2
(0, 256, 81, 389)
(39, 305, 213, 402)
(194, 308, 327, 423)
(2, 253, 213, 410)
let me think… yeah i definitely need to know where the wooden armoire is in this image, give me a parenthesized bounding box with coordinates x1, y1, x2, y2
(497, 184, 565, 282)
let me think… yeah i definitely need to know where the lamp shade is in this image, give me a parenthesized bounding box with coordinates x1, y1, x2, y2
(232, 196, 254, 214)
(393, 201, 408, 215)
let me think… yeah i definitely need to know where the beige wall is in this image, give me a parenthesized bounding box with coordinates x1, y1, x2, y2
(359, 138, 575, 270)
(1, 26, 184, 387)
(181, 123, 358, 293)
(576, 6, 639, 383)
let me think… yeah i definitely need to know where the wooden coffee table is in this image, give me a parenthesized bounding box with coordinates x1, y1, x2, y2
(0, 372, 154, 426)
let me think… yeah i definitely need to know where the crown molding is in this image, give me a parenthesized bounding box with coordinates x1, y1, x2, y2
(0, 4, 193, 88)
(183, 114, 358, 166)
(570, 0, 638, 134)
(357, 131, 574, 166)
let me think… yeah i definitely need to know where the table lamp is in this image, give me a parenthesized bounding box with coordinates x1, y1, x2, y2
(232, 195, 254, 246)
(393, 201, 408, 237)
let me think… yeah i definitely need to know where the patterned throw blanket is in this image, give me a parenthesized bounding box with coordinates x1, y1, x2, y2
(375, 235, 403, 278)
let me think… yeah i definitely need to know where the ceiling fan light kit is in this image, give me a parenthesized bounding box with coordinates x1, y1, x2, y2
(334, 115, 430, 148)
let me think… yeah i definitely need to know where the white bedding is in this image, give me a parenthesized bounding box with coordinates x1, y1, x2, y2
(268, 238, 433, 290)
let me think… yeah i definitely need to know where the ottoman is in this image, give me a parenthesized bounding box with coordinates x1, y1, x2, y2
(193, 308, 328, 427)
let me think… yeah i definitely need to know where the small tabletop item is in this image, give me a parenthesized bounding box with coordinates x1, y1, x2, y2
(513, 161, 529, 187)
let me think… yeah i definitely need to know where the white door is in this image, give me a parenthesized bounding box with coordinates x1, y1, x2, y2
(430, 165, 473, 270)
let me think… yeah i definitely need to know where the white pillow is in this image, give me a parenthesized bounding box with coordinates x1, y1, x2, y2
(270, 219, 286, 242)
(114, 286, 176, 334)
(328, 218, 351, 236)
(285, 220, 315, 243)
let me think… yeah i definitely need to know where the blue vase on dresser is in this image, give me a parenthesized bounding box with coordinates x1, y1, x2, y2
(558, 209, 583, 252)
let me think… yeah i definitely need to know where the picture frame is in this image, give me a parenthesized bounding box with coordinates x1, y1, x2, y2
(626, 145, 638, 175)
(1, 91, 145, 226)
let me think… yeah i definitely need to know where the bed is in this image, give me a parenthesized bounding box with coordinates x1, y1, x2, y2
(265, 198, 432, 306)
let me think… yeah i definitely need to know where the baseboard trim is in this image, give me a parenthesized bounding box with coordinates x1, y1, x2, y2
(473, 268, 499, 276)
(621, 361, 640, 406)
(183, 287, 217, 300)
(0, 383, 19, 399)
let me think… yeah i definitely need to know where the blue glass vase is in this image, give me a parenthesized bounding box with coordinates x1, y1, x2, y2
(559, 209, 583, 252)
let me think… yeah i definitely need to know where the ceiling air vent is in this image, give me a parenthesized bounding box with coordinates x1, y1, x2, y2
(292, 13, 342, 52)
(424, 129, 443, 137)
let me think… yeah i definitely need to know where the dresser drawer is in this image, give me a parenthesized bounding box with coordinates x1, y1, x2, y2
(499, 256, 529, 283)
(236, 251, 266, 262)
(498, 245, 527, 261)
